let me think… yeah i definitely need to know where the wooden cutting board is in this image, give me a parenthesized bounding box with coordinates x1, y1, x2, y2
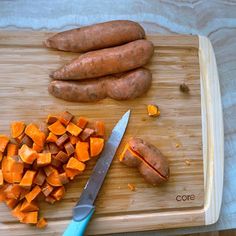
(0, 31, 223, 235)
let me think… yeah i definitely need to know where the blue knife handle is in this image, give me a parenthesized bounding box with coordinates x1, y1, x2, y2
(63, 205, 95, 236)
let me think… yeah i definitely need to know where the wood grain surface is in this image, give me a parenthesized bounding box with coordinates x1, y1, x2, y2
(0, 32, 205, 235)
(0, 0, 235, 235)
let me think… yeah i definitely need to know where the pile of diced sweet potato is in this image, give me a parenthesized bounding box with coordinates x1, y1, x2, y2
(0, 111, 105, 228)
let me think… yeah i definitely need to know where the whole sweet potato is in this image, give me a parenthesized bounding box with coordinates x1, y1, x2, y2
(50, 40, 154, 80)
(49, 68, 152, 102)
(120, 137, 169, 186)
(44, 20, 145, 53)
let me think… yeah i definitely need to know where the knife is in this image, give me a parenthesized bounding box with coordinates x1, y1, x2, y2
(63, 110, 130, 236)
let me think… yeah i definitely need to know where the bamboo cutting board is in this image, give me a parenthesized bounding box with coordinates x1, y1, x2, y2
(0, 31, 223, 235)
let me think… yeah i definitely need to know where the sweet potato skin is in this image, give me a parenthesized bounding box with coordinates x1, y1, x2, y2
(49, 68, 152, 102)
(50, 40, 154, 80)
(120, 137, 169, 186)
(44, 20, 145, 53)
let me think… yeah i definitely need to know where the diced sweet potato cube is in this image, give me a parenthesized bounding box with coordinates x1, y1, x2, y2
(7, 155, 24, 173)
(69, 135, 79, 145)
(19, 170, 36, 188)
(66, 122, 82, 136)
(11, 121, 25, 138)
(65, 168, 81, 180)
(25, 123, 46, 147)
(55, 151, 68, 163)
(41, 182, 54, 197)
(20, 135, 33, 148)
(45, 196, 56, 204)
(90, 137, 104, 157)
(37, 153, 51, 167)
(44, 165, 56, 177)
(20, 200, 39, 212)
(58, 172, 69, 185)
(25, 185, 41, 203)
(4, 184, 22, 199)
(75, 142, 90, 162)
(7, 143, 18, 157)
(32, 143, 43, 152)
(67, 157, 85, 171)
(77, 117, 88, 129)
(64, 142, 75, 156)
(79, 128, 95, 141)
(46, 115, 58, 124)
(20, 211, 38, 224)
(36, 217, 47, 228)
(94, 121, 105, 137)
(46, 171, 62, 187)
(19, 144, 38, 164)
(56, 133, 69, 147)
(51, 186, 65, 201)
(48, 120, 66, 136)
(33, 169, 46, 186)
(0, 135, 10, 152)
(46, 132, 58, 143)
(48, 143, 60, 154)
(51, 156, 62, 168)
(59, 111, 74, 126)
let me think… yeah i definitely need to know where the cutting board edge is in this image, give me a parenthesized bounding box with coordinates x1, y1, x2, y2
(199, 35, 224, 226)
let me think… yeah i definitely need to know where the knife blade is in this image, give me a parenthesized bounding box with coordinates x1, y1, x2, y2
(63, 110, 130, 236)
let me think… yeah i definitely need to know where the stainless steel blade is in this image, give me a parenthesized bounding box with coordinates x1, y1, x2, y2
(76, 110, 130, 206)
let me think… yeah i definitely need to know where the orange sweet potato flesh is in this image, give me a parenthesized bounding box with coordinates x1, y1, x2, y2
(7, 143, 18, 157)
(32, 143, 43, 152)
(46, 170, 62, 187)
(0, 170, 3, 186)
(95, 121, 105, 137)
(25, 123, 46, 147)
(37, 153, 51, 167)
(19, 144, 38, 164)
(77, 117, 88, 129)
(90, 137, 104, 157)
(66, 122, 82, 136)
(48, 120, 66, 135)
(120, 138, 169, 186)
(20, 211, 38, 224)
(5, 198, 18, 209)
(67, 157, 85, 171)
(12, 202, 24, 220)
(51, 186, 65, 201)
(64, 167, 80, 180)
(4, 184, 22, 199)
(69, 135, 79, 145)
(37, 217, 47, 228)
(0, 135, 10, 152)
(75, 142, 90, 162)
(25, 185, 41, 203)
(19, 170, 36, 188)
(11, 121, 25, 138)
(20, 200, 39, 212)
(46, 132, 58, 143)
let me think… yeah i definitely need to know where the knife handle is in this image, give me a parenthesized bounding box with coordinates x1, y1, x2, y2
(63, 206, 95, 236)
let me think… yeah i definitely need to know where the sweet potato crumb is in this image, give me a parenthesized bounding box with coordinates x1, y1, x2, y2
(128, 183, 136, 191)
(175, 143, 180, 148)
(180, 83, 190, 93)
(185, 160, 191, 166)
(147, 105, 160, 117)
